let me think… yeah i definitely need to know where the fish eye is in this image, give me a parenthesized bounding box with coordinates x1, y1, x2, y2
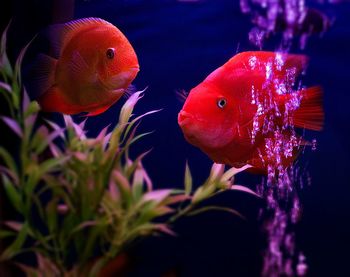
(106, 48, 115, 59)
(217, 98, 227, 109)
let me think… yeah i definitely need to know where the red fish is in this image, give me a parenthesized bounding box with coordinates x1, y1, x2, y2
(178, 51, 323, 172)
(30, 18, 139, 116)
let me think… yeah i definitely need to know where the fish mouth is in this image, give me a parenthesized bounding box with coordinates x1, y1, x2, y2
(104, 67, 140, 90)
(178, 110, 234, 148)
(178, 110, 202, 145)
(178, 110, 194, 128)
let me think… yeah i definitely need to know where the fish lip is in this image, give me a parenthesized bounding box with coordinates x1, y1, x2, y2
(178, 110, 194, 127)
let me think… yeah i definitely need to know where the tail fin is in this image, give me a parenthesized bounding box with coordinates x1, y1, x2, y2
(293, 86, 324, 131)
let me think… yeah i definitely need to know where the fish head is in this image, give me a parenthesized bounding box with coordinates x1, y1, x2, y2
(95, 26, 139, 91)
(178, 82, 238, 149)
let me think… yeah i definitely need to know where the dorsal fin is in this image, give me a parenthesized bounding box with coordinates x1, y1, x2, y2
(46, 17, 114, 58)
(214, 51, 309, 100)
(225, 51, 309, 80)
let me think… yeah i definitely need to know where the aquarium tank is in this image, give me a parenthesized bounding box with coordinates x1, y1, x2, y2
(0, 0, 350, 276)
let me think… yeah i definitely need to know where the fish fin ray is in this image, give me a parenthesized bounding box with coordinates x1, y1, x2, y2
(293, 86, 324, 131)
(175, 89, 189, 103)
(26, 54, 57, 99)
(123, 84, 136, 99)
(230, 51, 309, 79)
(69, 51, 90, 77)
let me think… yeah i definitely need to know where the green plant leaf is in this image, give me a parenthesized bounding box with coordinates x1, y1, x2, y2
(192, 185, 215, 204)
(14, 262, 40, 277)
(231, 185, 261, 198)
(119, 89, 146, 125)
(35, 253, 61, 276)
(208, 163, 225, 183)
(37, 157, 67, 176)
(1, 116, 23, 137)
(0, 81, 11, 92)
(184, 162, 192, 195)
(0, 229, 15, 239)
(33, 126, 65, 155)
(122, 109, 161, 143)
(113, 170, 131, 204)
(46, 198, 58, 233)
(132, 167, 145, 203)
(1, 175, 22, 213)
(80, 222, 106, 263)
(0, 21, 13, 78)
(0, 146, 18, 175)
(128, 131, 153, 147)
(14, 36, 35, 89)
(31, 195, 46, 221)
(136, 203, 174, 225)
(89, 256, 109, 277)
(221, 164, 252, 183)
(0, 223, 28, 261)
(3, 221, 22, 232)
(187, 206, 245, 220)
(24, 101, 40, 117)
(70, 220, 100, 234)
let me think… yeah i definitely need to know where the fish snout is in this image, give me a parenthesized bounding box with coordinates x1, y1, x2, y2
(178, 110, 193, 128)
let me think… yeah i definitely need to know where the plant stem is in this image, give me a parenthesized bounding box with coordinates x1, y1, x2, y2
(168, 204, 195, 223)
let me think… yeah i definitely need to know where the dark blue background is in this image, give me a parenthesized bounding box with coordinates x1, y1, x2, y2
(2, 0, 350, 276)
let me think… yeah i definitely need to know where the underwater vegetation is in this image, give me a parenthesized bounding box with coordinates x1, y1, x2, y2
(2, 0, 350, 276)
(0, 23, 255, 276)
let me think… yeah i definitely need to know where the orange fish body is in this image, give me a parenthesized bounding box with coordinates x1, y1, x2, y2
(178, 51, 323, 172)
(31, 18, 139, 115)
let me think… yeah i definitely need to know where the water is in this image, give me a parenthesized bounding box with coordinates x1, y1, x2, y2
(2, 0, 350, 276)
(240, 0, 332, 49)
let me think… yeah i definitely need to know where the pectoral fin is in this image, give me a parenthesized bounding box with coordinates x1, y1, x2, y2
(69, 51, 90, 77)
(26, 54, 57, 99)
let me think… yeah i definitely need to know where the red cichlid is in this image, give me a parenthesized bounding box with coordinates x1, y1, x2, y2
(178, 51, 324, 172)
(31, 17, 139, 116)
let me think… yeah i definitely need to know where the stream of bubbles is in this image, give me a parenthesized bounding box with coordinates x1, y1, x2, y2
(239, 0, 330, 276)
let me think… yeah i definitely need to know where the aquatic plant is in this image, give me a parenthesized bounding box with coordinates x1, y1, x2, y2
(0, 24, 253, 276)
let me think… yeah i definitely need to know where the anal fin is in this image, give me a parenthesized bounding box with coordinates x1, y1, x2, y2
(37, 86, 73, 114)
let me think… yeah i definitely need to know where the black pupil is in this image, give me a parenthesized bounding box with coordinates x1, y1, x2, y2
(107, 48, 115, 59)
(218, 99, 226, 108)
